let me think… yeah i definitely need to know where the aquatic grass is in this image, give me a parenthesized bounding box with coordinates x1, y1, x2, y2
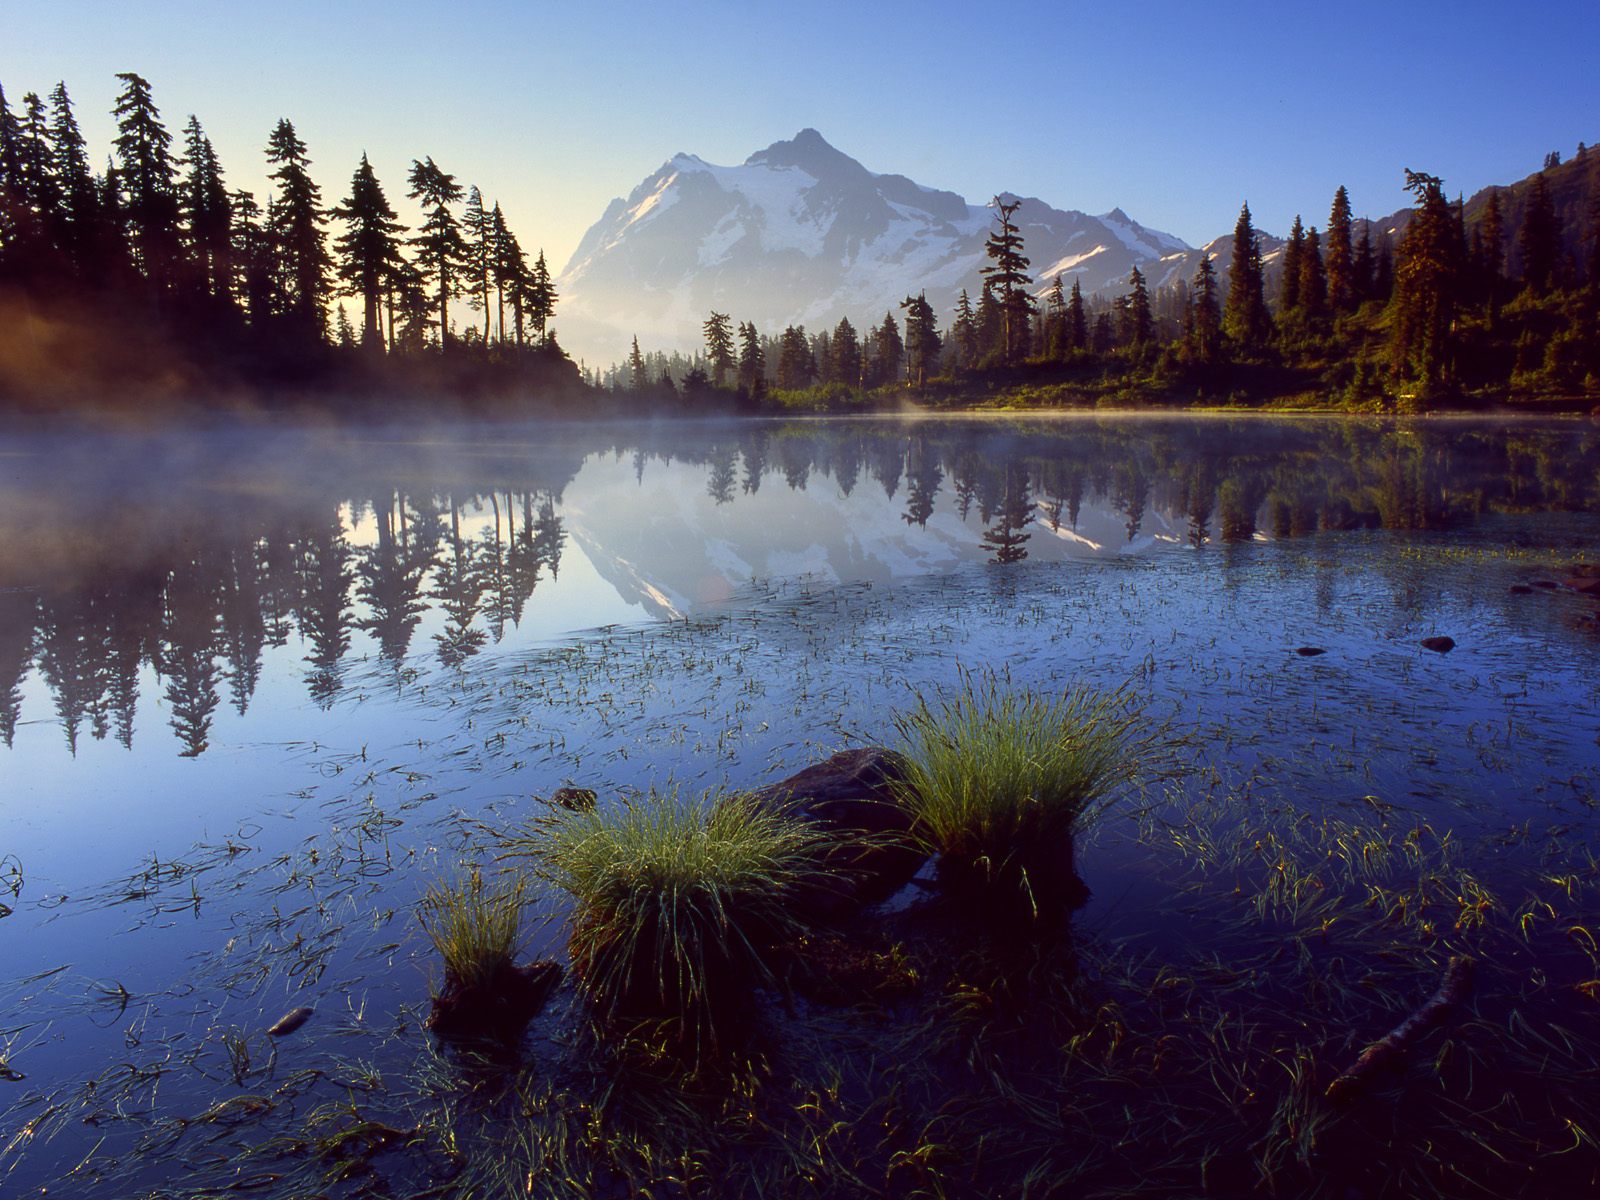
(510, 789, 827, 1041)
(892, 672, 1145, 907)
(418, 866, 526, 992)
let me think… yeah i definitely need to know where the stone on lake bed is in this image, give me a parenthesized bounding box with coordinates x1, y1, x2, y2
(1509, 585, 1534, 595)
(748, 747, 925, 920)
(1294, 646, 1326, 657)
(548, 787, 597, 812)
(1421, 636, 1456, 653)
(427, 961, 563, 1042)
(267, 1006, 314, 1037)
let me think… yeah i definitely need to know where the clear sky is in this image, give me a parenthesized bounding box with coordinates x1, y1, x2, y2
(4, 0, 1597, 269)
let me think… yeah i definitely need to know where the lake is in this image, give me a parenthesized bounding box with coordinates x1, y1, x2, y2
(2, 414, 1598, 1197)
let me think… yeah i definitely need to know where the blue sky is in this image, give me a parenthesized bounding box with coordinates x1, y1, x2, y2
(4, 0, 1597, 267)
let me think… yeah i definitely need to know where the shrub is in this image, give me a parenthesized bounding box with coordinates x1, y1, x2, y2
(420, 867, 527, 992)
(513, 789, 825, 1040)
(891, 673, 1143, 914)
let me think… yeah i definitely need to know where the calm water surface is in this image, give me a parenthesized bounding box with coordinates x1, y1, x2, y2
(2, 414, 1598, 1194)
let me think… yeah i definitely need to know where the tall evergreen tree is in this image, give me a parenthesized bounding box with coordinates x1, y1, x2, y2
(179, 115, 231, 302)
(776, 324, 815, 389)
(1125, 266, 1153, 347)
(737, 320, 765, 393)
(331, 153, 403, 347)
(48, 82, 98, 280)
(525, 249, 555, 339)
(1280, 215, 1305, 313)
(406, 156, 466, 349)
(1223, 202, 1270, 348)
(871, 311, 903, 385)
(460, 185, 493, 342)
(950, 288, 976, 367)
(1392, 169, 1463, 394)
(265, 118, 331, 336)
(1326, 186, 1355, 311)
(831, 315, 861, 386)
(980, 196, 1033, 363)
(703, 311, 734, 385)
(1190, 253, 1223, 364)
(487, 202, 511, 343)
(231, 188, 274, 323)
(627, 336, 648, 389)
(1517, 170, 1558, 295)
(1352, 223, 1375, 302)
(900, 292, 941, 385)
(1066, 278, 1088, 351)
(112, 72, 179, 293)
(1300, 226, 1327, 315)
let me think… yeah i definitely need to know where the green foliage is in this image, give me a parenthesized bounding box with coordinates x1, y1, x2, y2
(419, 866, 526, 992)
(891, 672, 1144, 895)
(513, 790, 825, 1038)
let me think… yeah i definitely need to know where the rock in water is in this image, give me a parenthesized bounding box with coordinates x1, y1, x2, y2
(428, 960, 563, 1042)
(749, 748, 924, 920)
(1294, 646, 1326, 657)
(267, 1007, 314, 1037)
(1420, 636, 1456, 653)
(549, 787, 597, 812)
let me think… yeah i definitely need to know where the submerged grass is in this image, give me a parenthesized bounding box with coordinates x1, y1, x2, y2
(509, 789, 826, 1041)
(419, 866, 526, 992)
(893, 672, 1145, 905)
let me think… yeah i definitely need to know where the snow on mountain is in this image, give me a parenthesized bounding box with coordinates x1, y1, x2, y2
(555, 130, 1196, 366)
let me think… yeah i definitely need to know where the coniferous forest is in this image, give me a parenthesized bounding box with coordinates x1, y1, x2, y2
(2, 70, 1598, 416)
(0, 72, 581, 414)
(607, 160, 1600, 415)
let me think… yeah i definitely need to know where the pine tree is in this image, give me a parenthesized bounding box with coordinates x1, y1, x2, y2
(628, 336, 648, 389)
(831, 315, 861, 386)
(1046, 274, 1066, 358)
(1326, 186, 1355, 311)
(1353, 223, 1375, 302)
(1392, 169, 1463, 395)
(525, 250, 555, 339)
(899, 292, 941, 385)
(975, 285, 1003, 362)
(1478, 190, 1504, 300)
(231, 188, 274, 323)
(265, 119, 331, 337)
(1223, 202, 1270, 349)
(1517, 170, 1558, 295)
(112, 72, 180, 293)
(179, 115, 231, 302)
(335, 304, 356, 347)
(703, 311, 734, 384)
(1125, 266, 1152, 347)
(871, 311, 903, 385)
(1066, 278, 1088, 351)
(951, 288, 976, 367)
(1190, 253, 1222, 364)
(776, 324, 815, 389)
(1300, 226, 1327, 316)
(461, 186, 493, 342)
(49, 82, 98, 281)
(331, 153, 404, 347)
(406, 156, 466, 349)
(487, 202, 511, 343)
(737, 320, 765, 393)
(980, 196, 1033, 363)
(1280, 216, 1305, 314)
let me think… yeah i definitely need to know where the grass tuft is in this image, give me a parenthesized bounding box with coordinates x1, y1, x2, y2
(512, 789, 825, 1039)
(419, 866, 526, 992)
(892, 671, 1144, 904)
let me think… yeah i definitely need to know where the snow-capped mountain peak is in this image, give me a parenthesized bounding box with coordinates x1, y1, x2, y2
(557, 131, 1195, 364)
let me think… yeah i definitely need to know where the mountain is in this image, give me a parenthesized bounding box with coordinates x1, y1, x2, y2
(556, 130, 1194, 365)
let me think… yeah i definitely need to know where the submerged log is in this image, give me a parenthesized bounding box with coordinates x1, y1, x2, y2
(1324, 955, 1475, 1103)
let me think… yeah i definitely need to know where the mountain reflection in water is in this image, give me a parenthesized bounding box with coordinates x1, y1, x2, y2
(1, 415, 1595, 757)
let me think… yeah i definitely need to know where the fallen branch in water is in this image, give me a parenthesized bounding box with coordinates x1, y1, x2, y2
(1325, 955, 1475, 1104)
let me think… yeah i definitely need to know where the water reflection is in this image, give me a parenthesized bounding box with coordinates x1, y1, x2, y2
(1, 417, 1595, 755)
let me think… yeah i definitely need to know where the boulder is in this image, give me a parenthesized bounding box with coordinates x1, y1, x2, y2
(427, 960, 562, 1042)
(1420, 636, 1456, 654)
(549, 787, 597, 812)
(749, 748, 925, 920)
(1294, 646, 1326, 657)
